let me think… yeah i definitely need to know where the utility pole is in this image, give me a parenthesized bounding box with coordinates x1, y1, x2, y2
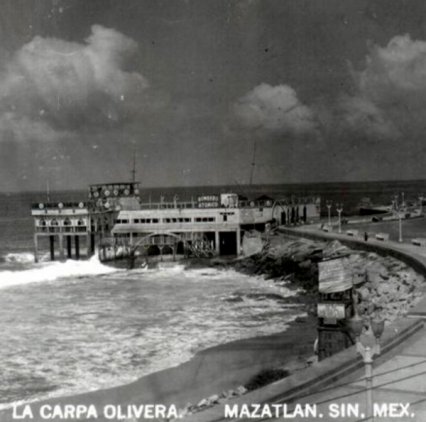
(249, 140, 257, 186)
(131, 151, 136, 183)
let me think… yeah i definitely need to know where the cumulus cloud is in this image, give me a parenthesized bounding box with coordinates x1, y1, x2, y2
(333, 95, 399, 139)
(347, 34, 426, 139)
(0, 112, 66, 143)
(358, 34, 426, 106)
(0, 24, 148, 141)
(235, 35, 426, 144)
(234, 83, 317, 135)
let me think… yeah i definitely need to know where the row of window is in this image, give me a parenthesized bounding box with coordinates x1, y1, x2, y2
(38, 219, 86, 226)
(115, 217, 217, 224)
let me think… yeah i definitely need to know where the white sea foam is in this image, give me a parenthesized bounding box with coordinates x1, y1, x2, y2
(0, 255, 119, 289)
(0, 261, 307, 409)
(4, 252, 35, 264)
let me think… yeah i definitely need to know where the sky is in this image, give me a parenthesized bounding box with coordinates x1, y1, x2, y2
(1, 0, 426, 191)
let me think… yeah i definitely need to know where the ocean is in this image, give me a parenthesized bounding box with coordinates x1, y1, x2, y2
(1, 180, 425, 408)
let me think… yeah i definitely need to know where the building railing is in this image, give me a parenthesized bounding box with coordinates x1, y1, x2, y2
(31, 202, 87, 210)
(138, 197, 319, 210)
(35, 226, 88, 234)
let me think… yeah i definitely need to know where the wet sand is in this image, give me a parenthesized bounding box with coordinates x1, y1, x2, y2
(0, 316, 317, 422)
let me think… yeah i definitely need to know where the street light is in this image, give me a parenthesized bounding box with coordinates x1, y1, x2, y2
(336, 203, 343, 234)
(393, 195, 403, 243)
(348, 292, 385, 422)
(326, 200, 332, 228)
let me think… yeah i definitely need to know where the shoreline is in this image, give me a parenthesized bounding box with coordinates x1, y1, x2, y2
(0, 315, 317, 422)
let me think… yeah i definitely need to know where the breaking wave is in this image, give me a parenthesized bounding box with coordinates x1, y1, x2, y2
(0, 255, 119, 289)
(4, 252, 35, 264)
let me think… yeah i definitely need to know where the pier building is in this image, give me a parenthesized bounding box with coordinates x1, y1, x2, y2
(31, 184, 320, 263)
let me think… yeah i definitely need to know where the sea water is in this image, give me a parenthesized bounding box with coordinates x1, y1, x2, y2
(0, 190, 306, 408)
(0, 256, 303, 408)
(1, 181, 425, 408)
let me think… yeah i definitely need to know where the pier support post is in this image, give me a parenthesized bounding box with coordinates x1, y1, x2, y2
(86, 234, 91, 258)
(59, 235, 64, 261)
(215, 231, 220, 255)
(49, 235, 55, 261)
(67, 236, 72, 259)
(75, 235, 80, 260)
(236, 228, 241, 256)
(90, 233, 95, 255)
(34, 234, 39, 263)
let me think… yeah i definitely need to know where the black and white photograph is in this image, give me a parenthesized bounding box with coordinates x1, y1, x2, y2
(1, 1, 426, 421)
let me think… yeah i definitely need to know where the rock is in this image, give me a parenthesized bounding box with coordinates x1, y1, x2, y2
(197, 398, 209, 408)
(294, 316, 307, 323)
(236, 385, 247, 395)
(208, 394, 220, 404)
(299, 260, 312, 269)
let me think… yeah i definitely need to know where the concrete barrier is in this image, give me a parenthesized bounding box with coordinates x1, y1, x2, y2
(277, 227, 426, 279)
(375, 233, 390, 241)
(412, 238, 426, 247)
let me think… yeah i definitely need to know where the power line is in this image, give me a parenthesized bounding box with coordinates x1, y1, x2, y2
(252, 358, 426, 421)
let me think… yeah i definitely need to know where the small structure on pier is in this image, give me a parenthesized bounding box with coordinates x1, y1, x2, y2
(31, 201, 92, 262)
(31, 181, 140, 262)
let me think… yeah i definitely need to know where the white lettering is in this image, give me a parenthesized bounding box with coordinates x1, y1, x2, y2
(102, 404, 178, 420)
(39, 404, 97, 420)
(13, 405, 33, 420)
(224, 404, 238, 418)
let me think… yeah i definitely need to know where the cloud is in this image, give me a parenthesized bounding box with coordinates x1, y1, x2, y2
(234, 83, 317, 135)
(358, 34, 426, 106)
(234, 35, 426, 144)
(0, 24, 148, 140)
(348, 34, 426, 138)
(0, 112, 67, 143)
(329, 95, 399, 140)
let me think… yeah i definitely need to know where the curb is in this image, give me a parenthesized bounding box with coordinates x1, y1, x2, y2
(182, 318, 424, 422)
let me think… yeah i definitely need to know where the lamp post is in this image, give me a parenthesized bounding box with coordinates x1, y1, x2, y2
(326, 200, 332, 228)
(393, 195, 403, 243)
(348, 294, 385, 422)
(398, 212, 403, 243)
(336, 203, 343, 234)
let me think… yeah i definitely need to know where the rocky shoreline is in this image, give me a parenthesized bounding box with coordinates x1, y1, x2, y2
(231, 232, 425, 323)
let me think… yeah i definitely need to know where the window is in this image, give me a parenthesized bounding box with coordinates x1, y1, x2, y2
(195, 217, 215, 222)
(115, 219, 129, 224)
